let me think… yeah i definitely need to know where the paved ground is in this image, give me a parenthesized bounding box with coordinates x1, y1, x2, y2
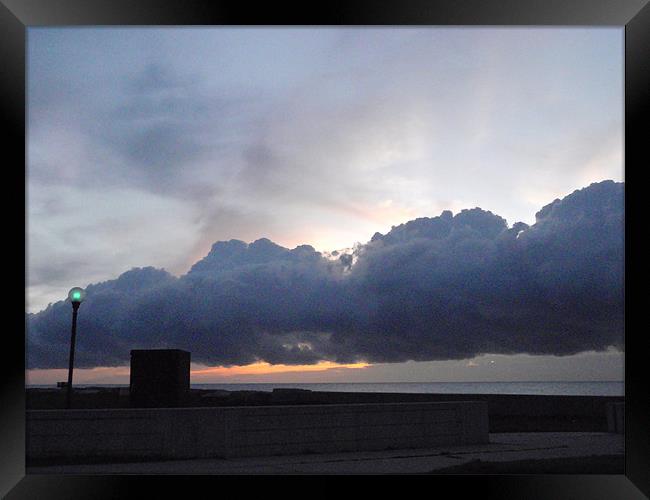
(27, 432, 623, 474)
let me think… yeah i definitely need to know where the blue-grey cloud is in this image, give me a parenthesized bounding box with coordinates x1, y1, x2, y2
(26, 180, 624, 369)
(27, 29, 623, 319)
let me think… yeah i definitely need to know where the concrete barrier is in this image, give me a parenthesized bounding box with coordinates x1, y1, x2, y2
(27, 401, 488, 461)
(606, 402, 624, 433)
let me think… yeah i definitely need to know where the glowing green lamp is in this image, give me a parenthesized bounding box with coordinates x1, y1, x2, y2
(68, 287, 86, 304)
(66, 287, 86, 408)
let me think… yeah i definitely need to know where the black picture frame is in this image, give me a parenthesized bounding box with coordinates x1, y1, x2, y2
(2, 0, 648, 497)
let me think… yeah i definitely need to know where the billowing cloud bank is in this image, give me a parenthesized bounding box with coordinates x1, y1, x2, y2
(27, 180, 624, 369)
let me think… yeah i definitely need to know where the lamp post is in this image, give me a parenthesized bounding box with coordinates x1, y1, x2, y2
(66, 287, 86, 409)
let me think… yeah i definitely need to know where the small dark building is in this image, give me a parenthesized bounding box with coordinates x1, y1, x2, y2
(129, 349, 190, 408)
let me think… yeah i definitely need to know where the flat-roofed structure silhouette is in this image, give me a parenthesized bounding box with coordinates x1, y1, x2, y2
(129, 349, 190, 408)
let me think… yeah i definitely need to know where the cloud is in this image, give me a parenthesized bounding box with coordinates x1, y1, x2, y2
(27, 30, 623, 313)
(26, 180, 624, 369)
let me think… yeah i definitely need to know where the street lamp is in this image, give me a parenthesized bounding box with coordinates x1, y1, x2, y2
(66, 287, 86, 409)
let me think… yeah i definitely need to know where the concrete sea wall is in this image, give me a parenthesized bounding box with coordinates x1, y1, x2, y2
(27, 401, 488, 461)
(606, 402, 624, 433)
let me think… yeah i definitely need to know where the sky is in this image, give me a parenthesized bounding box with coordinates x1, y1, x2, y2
(26, 27, 624, 384)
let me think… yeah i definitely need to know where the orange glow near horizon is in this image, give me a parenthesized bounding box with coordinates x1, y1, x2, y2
(26, 361, 371, 385)
(191, 361, 370, 378)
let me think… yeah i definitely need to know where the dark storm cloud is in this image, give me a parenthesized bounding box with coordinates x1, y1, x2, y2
(340, 181, 624, 362)
(26, 181, 624, 369)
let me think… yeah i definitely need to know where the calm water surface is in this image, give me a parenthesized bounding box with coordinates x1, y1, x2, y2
(30, 381, 624, 396)
(190, 381, 624, 396)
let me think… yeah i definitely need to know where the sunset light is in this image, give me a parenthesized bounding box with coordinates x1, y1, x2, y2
(191, 361, 371, 378)
(19, 17, 630, 478)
